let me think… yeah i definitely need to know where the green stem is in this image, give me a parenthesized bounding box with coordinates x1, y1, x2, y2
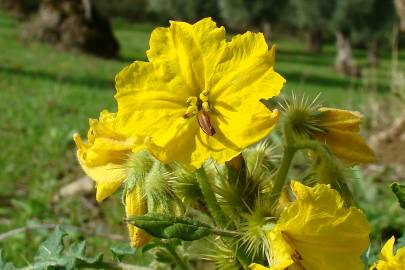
(210, 228, 239, 237)
(195, 167, 250, 269)
(165, 245, 188, 270)
(22, 261, 152, 270)
(268, 146, 296, 212)
(195, 167, 227, 227)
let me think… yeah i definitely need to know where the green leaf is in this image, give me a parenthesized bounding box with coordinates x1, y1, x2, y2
(110, 244, 135, 262)
(0, 250, 17, 270)
(32, 226, 102, 270)
(127, 213, 211, 241)
(391, 182, 405, 209)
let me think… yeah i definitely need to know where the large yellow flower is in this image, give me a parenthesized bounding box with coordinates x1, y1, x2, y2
(251, 181, 370, 270)
(315, 107, 376, 164)
(73, 110, 141, 201)
(370, 236, 405, 270)
(115, 17, 285, 169)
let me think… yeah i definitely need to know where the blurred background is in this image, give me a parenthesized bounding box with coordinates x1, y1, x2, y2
(0, 0, 404, 267)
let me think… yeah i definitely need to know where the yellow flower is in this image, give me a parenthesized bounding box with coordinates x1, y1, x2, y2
(370, 236, 405, 270)
(315, 107, 376, 164)
(73, 110, 142, 201)
(125, 185, 151, 247)
(250, 181, 370, 270)
(115, 17, 285, 169)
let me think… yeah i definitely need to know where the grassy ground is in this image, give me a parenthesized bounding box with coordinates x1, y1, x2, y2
(0, 11, 403, 266)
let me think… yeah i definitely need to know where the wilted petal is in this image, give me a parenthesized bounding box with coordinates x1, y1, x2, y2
(74, 111, 140, 201)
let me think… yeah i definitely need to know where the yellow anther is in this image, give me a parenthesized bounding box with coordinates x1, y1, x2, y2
(184, 104, 198, 118)
(186, 96, 198, 105)
(202, 102, 210, 112)
(199, 91, 209, 102)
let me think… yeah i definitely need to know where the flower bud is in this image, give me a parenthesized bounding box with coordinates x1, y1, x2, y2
(125, 185, 151, 247)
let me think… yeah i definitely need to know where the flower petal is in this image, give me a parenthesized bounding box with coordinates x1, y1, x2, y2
(74, 111, 140, 201)
(147, 18, 226, 92)
(209, 33, 285, 106)
(268, 181, 370, 270)
(319, 107, 362, 132)
(316, 128, 376, 164)
(115, 61, 187, 137)
(213, 102, 280, 150)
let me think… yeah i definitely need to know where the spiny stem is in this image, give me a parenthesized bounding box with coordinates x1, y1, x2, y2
(165, 245, 189, 270)
(210, 228, 239, 237)
(268, 146, 296, 213)
(195, 167, 227, 227)
(195, 167, 250, 269)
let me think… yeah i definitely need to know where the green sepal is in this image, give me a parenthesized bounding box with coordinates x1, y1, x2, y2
(391, 182, 405, 209)
(127, 213, 211, 241)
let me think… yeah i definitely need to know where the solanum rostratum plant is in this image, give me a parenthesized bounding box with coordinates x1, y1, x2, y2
(35, 17, 404, 270)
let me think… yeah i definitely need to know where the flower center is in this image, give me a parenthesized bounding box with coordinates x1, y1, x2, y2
(183, 90, 215, 136)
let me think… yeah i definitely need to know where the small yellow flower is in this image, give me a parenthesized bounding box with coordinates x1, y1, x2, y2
(251, 181, 370, 270)
(370, 236, 405, 270)
(315, 107, 376, 164)
(73, 110, 142, 201)
(115, 17, 285, 169)
(125, 185, 151, 247)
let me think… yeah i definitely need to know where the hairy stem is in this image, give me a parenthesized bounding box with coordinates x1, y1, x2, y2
(268, 146, 296, 212)
(195, 167, 250, 269)
(195, 167, 227, 227)
(165, 245, 189, 270)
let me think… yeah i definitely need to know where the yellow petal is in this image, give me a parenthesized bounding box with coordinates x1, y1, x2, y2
(115, 61, 187, 138)
(74, 111, 140, 201)
(268, 181, 370, 270)
(249, 263, 271, 270)
(316, 128, 376, 164)
(147, 17, 226, 92)
(210, 33, 285, 107)
(371, 236, 405, 270)
(316, 107, 376, 164)
(125, 186, 151, 247)
(319, 107, 362, 132)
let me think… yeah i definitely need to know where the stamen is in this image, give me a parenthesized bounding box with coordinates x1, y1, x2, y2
(199, 90, 209, 102)
(202, 102, 210, 112)
(187, 96, 198, 105)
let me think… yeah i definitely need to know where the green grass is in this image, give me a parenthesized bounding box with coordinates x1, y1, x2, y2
(0, 11, 403, 266)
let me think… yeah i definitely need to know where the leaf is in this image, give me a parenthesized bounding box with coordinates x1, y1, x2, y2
(0, 250, 17, 270)
(127, 213, 211, 241)
(32, 226, 102, 270)
(391, 182, 405, 209)
(110, 244, 135, 262)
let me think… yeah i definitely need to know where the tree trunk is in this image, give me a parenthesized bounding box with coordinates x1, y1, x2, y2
(394, 0, 405, 31)
(307, 30, 322, 54)
(367, 40, 379, 66)
(335, 31, 358, 77)
(21, 0, 119, 58)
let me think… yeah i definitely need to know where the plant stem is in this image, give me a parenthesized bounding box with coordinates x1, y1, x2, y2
(165, 245, 189, 270)
(195, 167, 227, 227)
(210, 228, 239, 237)
(195, 167, 250, 269)
(268, 146, 296, 212)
